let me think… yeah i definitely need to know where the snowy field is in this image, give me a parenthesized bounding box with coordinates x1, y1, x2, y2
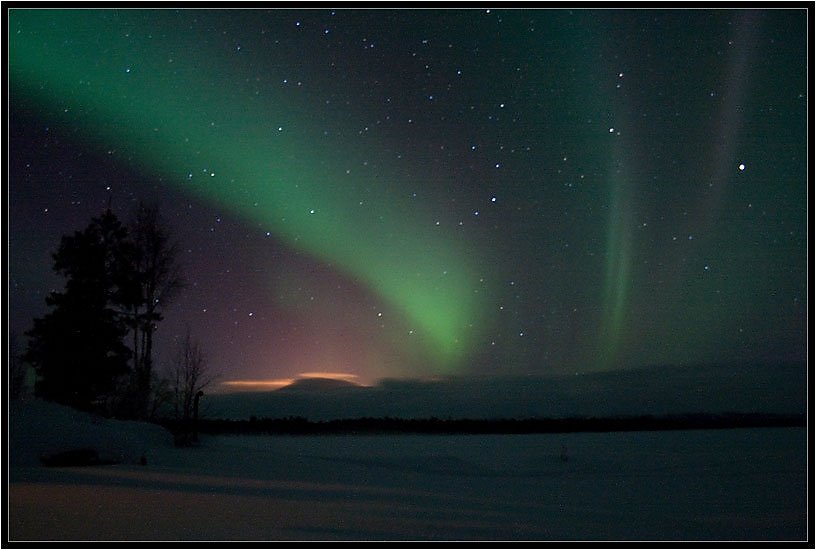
(8, 401, 808, 542)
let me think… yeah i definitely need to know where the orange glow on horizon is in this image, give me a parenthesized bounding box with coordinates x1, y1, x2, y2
(298, 372, 360, 382)
(218, 372, 366, 392)
(218, 379, 295, 392)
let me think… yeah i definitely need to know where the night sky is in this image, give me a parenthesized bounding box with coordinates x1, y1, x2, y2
(8, 8, 808, 391)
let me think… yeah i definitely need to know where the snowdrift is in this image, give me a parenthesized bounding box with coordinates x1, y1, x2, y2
(8, 399, 174, 467)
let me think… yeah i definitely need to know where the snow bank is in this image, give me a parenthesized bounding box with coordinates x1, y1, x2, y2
(8, 399, 174, 467)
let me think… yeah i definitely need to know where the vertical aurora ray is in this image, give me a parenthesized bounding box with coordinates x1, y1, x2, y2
(9, 9, 489, 371)
(599, 154, 634, 368)
(571, 12, 638, 370)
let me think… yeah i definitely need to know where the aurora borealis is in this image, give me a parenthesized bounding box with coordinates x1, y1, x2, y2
(8, 8, 808, 389)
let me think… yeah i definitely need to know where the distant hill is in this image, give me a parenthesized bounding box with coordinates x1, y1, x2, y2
(276, 377, 361, 393)
(206, 361, 807, 422)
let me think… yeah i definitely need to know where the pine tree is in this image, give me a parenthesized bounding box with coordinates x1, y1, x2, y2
(24, 210, 133, 412)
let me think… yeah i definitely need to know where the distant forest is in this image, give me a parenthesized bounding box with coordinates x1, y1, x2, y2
(159, 412, 805, 437)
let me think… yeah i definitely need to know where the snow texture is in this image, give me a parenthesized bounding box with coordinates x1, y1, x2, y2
(7, 400, 807, 541)
(9, 399, 174, 467)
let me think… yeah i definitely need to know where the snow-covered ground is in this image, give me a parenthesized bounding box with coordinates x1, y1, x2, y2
(8, 400, 808, 541)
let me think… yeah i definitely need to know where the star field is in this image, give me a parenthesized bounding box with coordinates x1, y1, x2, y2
(8, 8, 808, 387)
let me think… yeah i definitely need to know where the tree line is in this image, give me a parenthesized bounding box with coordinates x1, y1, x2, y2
(17, 204, 214, 423)
(170, 412, 806, 436)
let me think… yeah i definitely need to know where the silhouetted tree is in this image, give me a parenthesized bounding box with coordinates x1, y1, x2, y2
(9, 333, 29, 400)
(146, 371, 174, 420)
(24, 210, 132, 411)
(169, 327, 215, 444)
(123, 203, 184, 418)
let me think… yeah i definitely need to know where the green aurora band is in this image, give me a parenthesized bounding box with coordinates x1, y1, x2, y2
(9, 9, 489, 371)
(599, 158, 633, 366)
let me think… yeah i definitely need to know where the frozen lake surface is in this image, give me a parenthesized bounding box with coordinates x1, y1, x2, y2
(9, 412, 807, 541)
